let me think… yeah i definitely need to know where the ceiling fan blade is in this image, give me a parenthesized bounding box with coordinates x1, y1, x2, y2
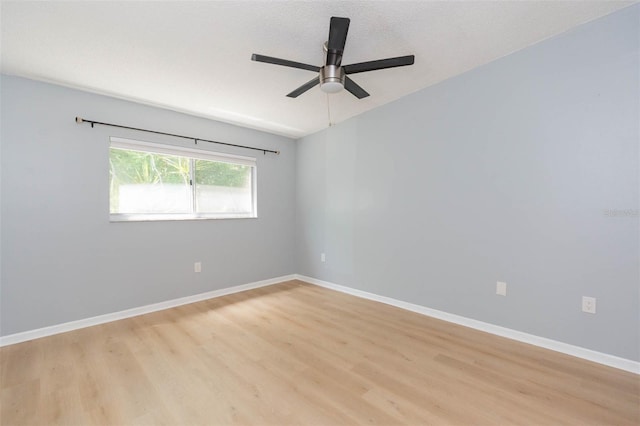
(326, 17, 350, 66)
(286, 77, 320, 98)
(344, 76, 370, 99)
(343, 55, 415, 74)
(252, 54, 320, 72)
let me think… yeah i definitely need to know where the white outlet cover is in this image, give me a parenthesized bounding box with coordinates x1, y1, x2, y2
(496, 281, 507, 296)
(321, 253, 326, 263)
(194, 262, 202, 273)
(582, 296, 596, 314)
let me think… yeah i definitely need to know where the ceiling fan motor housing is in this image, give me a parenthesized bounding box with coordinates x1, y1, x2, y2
(320, 65, 345, 93)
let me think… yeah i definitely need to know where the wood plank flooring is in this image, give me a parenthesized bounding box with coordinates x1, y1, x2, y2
(1, 280, 638, 425)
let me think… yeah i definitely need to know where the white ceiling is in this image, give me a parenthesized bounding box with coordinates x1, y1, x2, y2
(1, 1, 633, 138)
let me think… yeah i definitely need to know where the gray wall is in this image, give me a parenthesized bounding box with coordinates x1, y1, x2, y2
(296, 6, 639, 361)
(1, 75, 296, 335)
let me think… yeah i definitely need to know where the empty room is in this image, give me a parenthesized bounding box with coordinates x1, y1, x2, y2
(1, 1, 638, 425)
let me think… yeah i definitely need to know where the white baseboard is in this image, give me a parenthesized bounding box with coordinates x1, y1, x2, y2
(3, 273, 638, 375)
(295, 274, 640, 375)
(0, 274, 296, 347)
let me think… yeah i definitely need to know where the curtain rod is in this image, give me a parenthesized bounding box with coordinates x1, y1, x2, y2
(75, 117, 280, 155)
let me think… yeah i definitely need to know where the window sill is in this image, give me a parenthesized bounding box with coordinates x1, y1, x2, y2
(110, 213, 257, 222)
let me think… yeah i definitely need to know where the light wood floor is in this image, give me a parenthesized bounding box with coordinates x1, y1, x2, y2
(1, 280, 638, 425)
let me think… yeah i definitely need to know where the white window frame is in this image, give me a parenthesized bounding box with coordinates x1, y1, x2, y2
(109, 137, 257, 222)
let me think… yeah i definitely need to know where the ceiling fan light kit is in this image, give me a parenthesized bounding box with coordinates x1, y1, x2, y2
(320, 65, 345, 93)
(252, 16, 415, 99)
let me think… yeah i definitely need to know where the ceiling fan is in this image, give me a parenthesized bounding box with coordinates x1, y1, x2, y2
(251, 17, 415, 99)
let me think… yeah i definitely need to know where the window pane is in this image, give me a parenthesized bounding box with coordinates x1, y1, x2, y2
(194, 159, 253, 214)
(109, 148, 191, 213)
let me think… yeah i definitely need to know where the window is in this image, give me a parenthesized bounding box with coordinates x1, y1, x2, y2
(109, 137, 256, 221)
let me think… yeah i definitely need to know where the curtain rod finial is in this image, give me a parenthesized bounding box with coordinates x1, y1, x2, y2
(75, 117, 84, 123)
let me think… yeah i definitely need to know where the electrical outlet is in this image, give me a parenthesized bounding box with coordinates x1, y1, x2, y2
(582, 296, 596, 314)
(321, 253, 326, 263)
(194, 262, 202, 273)
(496, 281, 507, 296)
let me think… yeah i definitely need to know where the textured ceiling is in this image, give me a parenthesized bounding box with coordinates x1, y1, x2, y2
(1, 1, 633, 138)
